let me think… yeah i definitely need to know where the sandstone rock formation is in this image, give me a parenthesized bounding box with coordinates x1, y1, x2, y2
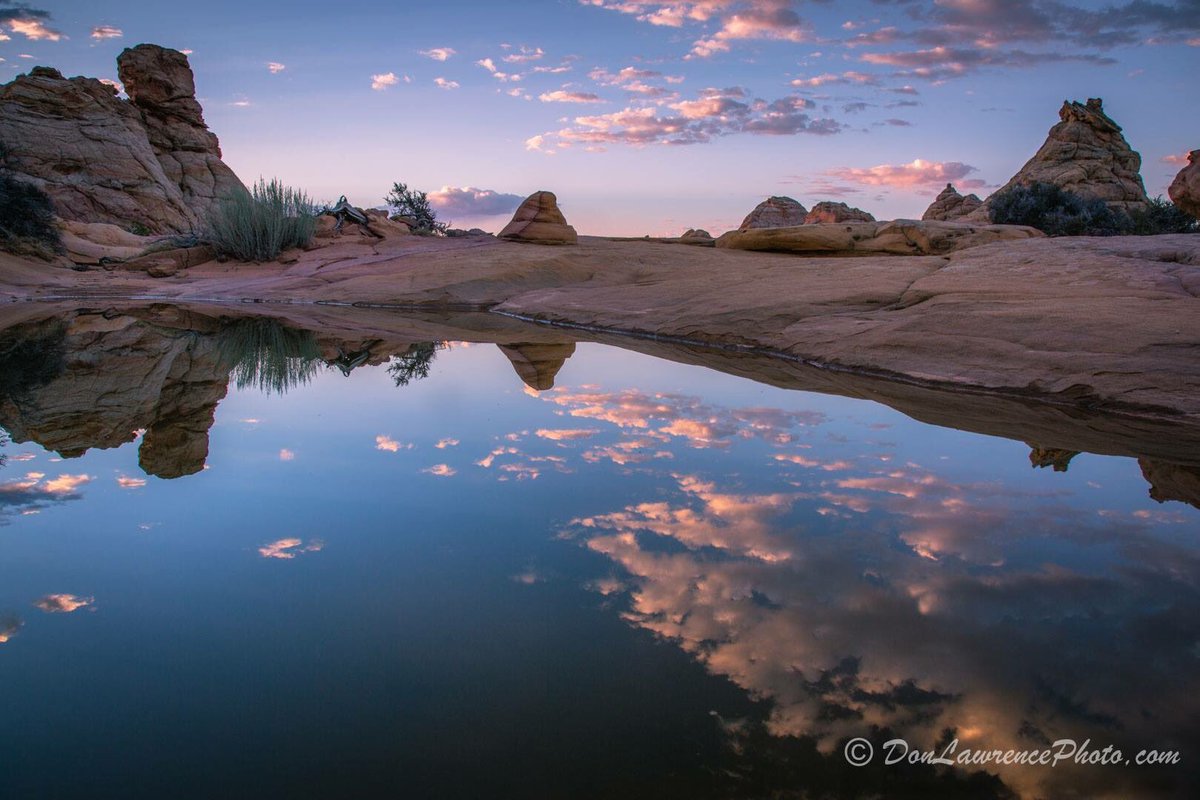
(679, 229, 716, 246)
(975, 98, 1148, 219)
(499, 191, 578, 245)
(0, 46, 243, 235)
(923, 184, 983, 221)
(497, 343, 576, 390)
(803, 201, 875, 225)
(715, 220, 1043, 256)
(739, 196, 808, 230)
(1168, 150, 1200, 219)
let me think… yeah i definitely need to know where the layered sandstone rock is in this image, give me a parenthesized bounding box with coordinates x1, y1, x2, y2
(499, 191, 577, 245)
(974, 98, 1148, 219)
(715, 219, 1043, 256)
(497, 343, 576, 390)
(923, 184, 983, 221)
(679, 229, 716, 246)
(57, 221, 154, 265)
(803, 201, 875, 225)
(739, 196, 808, 230)
(1168, 150, 1200, 219)
(0, 47, 243, 235)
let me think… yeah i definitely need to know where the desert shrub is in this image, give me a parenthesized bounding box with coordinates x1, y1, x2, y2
(988, 182, 1126, 236)
(1123, 196, 1199, 235)
(206, 178, 317, 261)
(384, 182, 447, 235)
(0, 175, 63, 258)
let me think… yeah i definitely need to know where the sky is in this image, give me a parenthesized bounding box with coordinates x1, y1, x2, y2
(1, 0, 1197, 235)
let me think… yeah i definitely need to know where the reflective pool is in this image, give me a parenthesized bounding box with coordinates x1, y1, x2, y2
(1, 306, 1197, 799)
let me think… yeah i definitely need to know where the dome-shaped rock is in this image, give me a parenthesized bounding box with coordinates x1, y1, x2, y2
(738, 196, 808, 230)
(499, 191, 578, 245)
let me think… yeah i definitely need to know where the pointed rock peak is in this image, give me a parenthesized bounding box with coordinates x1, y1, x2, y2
(923, 183, 983, 221)
(499, 191, 578, 245)
(739, 196, 808, 230)
(1059, 97, 1121, 133)
(498, 343, 576, 391)
(981, 96, 1149, 215)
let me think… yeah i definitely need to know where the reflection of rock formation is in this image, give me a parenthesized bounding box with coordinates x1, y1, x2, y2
(0, 312, 229, 478)
(1026, 444, 1079, 472)
(498, 343, 576, 391)
(1139, 460, 1200, 510)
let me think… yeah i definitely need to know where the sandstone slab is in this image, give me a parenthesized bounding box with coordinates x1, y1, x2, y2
(715, 220, 1043, 256)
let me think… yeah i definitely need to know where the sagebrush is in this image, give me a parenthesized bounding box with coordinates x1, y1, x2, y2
(989, 183, 1198, 236)
(206, 178, 317, 261)
(384, 182, 447, 235)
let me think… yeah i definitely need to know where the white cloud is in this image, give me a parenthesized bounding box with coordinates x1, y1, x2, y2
(371, 72, 399, 90)
(420, 47, 456, 61)
(90, 25, 122, 40)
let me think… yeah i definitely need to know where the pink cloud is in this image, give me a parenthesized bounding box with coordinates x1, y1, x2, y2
(8, 18, 64, 41)
(823, 159, 982, 189)
(539, 90, 606, 103)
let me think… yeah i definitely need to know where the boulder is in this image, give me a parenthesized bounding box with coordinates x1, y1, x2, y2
(923, 184, 983, 221)
(679, 228, 716, 246)
(1168, 150, 1200, 219)
(715, 220, 1044, 256)
(0, 46, 243, 234)
(803, 201, 875, 225)
(739, 196, 807, 230)
(499, 191, 578, 245)
(973, 98, 1148, 219)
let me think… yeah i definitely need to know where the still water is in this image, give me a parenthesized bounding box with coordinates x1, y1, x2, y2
(1, 306, 1197, 799)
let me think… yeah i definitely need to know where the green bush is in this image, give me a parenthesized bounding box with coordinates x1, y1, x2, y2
(988, 182, 1126, 236)
(1124, 196, 1198, 235)
(0, 175, 63, 258)
(384, 182, 447, 235)
(206, 178, 317, 261)
(990, 183, 1198, 236)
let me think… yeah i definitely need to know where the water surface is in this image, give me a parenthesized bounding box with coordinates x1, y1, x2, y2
(1, 306, 1197, 799)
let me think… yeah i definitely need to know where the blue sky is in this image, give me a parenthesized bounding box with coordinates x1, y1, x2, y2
(1, 0, 1197, 234)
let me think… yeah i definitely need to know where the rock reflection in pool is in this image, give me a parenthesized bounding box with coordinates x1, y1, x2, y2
(0, 305, 1197, 799)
